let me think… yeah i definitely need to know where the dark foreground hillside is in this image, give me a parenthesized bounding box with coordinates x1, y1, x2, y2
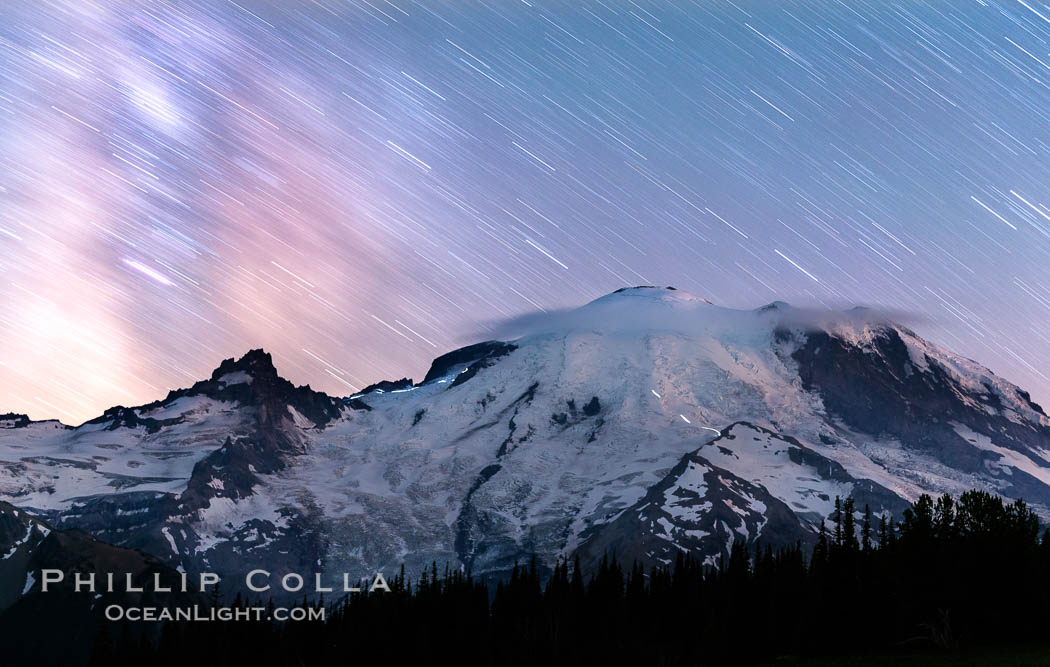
(33, 490, 1044, 667)
(761, 646, 1050, 666)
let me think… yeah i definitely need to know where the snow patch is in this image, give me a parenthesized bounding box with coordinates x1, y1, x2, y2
(1, 522, 34, 560)
(161, 527, 179, 555)
(216, 371, 252, 386)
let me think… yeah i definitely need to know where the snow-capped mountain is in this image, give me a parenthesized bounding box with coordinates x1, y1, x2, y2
(2, 286, 1050, 600)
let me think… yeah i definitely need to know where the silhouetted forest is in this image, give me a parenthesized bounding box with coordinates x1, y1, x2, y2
(90, 490, 1050, 666)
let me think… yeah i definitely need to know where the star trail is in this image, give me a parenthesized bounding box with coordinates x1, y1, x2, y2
(3, 0, 1050, 423)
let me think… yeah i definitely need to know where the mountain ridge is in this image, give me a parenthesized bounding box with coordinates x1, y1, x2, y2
(3, 286, 916, 429)
(2, 286, 1049, 600)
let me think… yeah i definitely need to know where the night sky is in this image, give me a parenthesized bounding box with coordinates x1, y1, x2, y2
(3, 1, 1050, 424)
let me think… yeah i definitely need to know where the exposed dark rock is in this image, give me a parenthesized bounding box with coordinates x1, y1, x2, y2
(586, 418, 603, 443)
(575, 449, 809, 571)
(422, 341, 517, 385)
(347, 398, 372, 411)
(360, 378, 414, 395)
(0, 414, 32, 429)
(790, 327, 1050, 507)
(496, 416, 517, 457)
(611, 285, 678, 293)
(575, 421, 912, 572)
(84, 406, 184, 434)
(0, 502, 207, 667)
(454, 464, 504, 570)
(130, 349, 346, 429)
(552, 396, 599, 428)
(519, 382, 539, 404)
(582, 396, 601, 416)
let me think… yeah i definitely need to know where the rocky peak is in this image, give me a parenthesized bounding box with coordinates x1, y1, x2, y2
(209, 348, 279, 382)
(0, 414, 31, 429)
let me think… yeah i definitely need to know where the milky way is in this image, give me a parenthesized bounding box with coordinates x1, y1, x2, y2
(3, 0, 1050, 423)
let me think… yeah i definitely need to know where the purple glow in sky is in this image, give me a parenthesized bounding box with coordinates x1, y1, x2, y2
(2, 1, 1050, 423)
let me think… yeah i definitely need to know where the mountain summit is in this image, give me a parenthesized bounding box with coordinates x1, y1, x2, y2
(2, 287, 1049, 598)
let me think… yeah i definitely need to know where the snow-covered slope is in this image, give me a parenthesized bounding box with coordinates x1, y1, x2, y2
(0, 501, 51, 610)
(1, 286, 1048, 597)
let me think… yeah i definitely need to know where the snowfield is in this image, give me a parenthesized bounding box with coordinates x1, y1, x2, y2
(2, 286, 1049, 594)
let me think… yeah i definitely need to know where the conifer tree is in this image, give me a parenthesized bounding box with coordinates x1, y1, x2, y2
(813, 519, 830, 570)
(71, 487, 1050, 666)
(832, 497, 843, 549)
(842, 497, 858, 552)
(860, 504, 871, 551)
